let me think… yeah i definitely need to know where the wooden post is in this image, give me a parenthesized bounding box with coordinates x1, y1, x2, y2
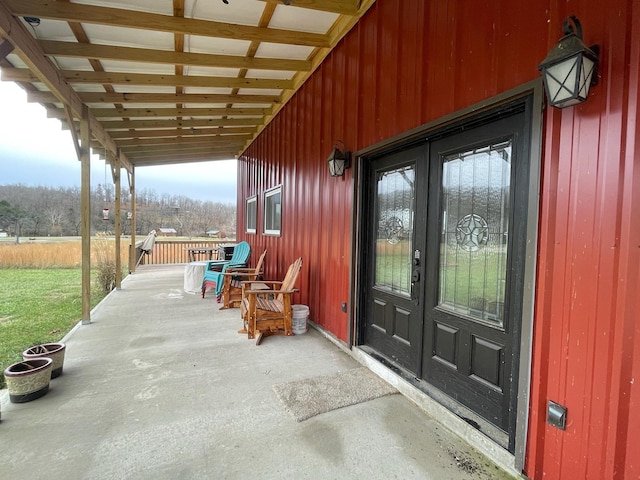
(80, 105, 91, 325)
(128, 167, 136, 273)
(112, 155, 122, 289)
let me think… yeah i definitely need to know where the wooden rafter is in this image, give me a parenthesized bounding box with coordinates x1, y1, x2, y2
(28, 91, 281, 105)
(0, 39, 14, 61)
(99, 118, 260, 130)
(98, 133, 253, 148)
(0, 0, 131, 172)
(0, 0, 376, 166)
(6, 0, 330, 47)
(47, 107, 271, 120)
(39, 40, 311, 72)
(106, 126, 256, 140)
(256, 0, 361, 15)
(1, 68, 293, 90)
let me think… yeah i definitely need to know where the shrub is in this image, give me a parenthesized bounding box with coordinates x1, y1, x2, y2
(93, 234, 117, 293)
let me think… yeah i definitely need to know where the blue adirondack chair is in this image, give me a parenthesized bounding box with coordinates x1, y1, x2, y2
(201, 241, 251, 299)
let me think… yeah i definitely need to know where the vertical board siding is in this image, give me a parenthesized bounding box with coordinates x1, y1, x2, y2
(617, 10, 640, 478)
(527, 2, 640, 479)
(236, 1, 640, 478)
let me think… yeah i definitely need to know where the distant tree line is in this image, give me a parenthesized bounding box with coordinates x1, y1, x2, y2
(0, 184, 236, 239)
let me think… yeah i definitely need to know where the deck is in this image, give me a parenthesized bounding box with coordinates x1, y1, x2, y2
(0, 265, 511, 479)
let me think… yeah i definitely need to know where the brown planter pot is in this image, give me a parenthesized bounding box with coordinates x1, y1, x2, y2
(4, 358, 53, 403)
(23, 343, 66, 378)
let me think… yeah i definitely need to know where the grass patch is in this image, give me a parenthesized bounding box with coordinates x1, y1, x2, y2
(0, 269, 108, 389)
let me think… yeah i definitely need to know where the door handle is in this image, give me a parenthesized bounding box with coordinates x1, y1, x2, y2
(411, 268, 420, 305)
(411, 249, 421, 304)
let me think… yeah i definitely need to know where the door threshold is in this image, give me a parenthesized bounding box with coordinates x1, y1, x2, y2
(352, 345, 523, 478)
(360, 347, 509, 448)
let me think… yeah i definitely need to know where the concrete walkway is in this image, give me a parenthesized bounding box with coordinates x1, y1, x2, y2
(1, 265, 515, 480)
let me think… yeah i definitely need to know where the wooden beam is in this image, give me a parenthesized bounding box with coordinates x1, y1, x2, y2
(131, 154, 235, 166)
(119, 137, 247, 149)
(39, 40, 311, 72)
(29, 90, 281, 105)
(128, 146, 239, 160)
(47, 106, 270, 120)
(107, 126, 256, 140)
(99, 117, 260, 131)
(0, 38, 14, 61)
(63, 103, 82, 161)
(0, 0, 132, 173)
(2, 67, 294, 90)
(124, 138, 243, 149)
(70, 118, 258, 132)
(240, 0, 377, 153)
(7, 0, 330, 48)
(107, 133, 253, 147)
(92, 134, 251, 149)
(257, 0, 361, 15)
(120, 142, 245, 154)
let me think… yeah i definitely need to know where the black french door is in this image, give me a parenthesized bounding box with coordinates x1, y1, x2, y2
(362, 144, 427, 374)
(361, 100, 531, 451)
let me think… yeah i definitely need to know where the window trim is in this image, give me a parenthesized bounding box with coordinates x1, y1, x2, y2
(245, 195, 257, 234)
(263, 185, 282, 236)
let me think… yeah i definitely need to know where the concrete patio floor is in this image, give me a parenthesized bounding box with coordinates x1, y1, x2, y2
(1, 265, 516, 479)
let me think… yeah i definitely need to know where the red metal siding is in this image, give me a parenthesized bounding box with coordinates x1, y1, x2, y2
(237, 1, 640, 478)
(526, 2, 640, 479)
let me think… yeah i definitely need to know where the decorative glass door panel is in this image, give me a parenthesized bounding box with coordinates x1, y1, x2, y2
(422, 108, 529, 451)
(363, 144, 426, 374)
(438, 141, 511, 328)
(375, 165, 415, 296)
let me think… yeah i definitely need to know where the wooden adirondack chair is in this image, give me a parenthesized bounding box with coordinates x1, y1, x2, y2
(201, 241, 251, 299)
(218, 249, 267, 310)
(241, 257, 303, 345)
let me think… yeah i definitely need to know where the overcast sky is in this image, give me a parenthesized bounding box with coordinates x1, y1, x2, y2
(0, 79, 238, 205)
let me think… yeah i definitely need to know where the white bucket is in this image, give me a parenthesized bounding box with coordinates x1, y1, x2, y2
(292, 304, 310, 335)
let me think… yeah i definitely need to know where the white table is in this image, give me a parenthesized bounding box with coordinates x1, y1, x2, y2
(183, 261, 208, 294)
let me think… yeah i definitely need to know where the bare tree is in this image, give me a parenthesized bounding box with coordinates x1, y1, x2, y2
(0, 184, 236, 237)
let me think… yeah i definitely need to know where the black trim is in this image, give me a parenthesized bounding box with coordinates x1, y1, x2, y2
(9, 385, 50, 403)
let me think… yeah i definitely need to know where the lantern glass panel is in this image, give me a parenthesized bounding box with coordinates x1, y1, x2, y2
(578, 56, 596, 98)
(545, 55, 580, 104)
(329, 158, 345, 177)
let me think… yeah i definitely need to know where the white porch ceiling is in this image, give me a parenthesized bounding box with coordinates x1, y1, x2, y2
(0, 0, 374, 168)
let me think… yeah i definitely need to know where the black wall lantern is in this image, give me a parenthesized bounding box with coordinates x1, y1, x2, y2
(327, 142, 351, 177)
(538, 15, 599, 109)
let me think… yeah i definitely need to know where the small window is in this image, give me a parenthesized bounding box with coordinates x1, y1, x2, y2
(246, 196, 257, 234)
(263, 185, 282, 236)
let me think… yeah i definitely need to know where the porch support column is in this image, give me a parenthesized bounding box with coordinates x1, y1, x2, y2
(128, 166, 136, 273)
(80, 104, 91, 325)
(111, 154, 122, 289)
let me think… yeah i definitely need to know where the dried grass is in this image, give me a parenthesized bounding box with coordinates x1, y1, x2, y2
(0, 238, 129, 270)
(0, 241, 82, 268)
(93, 234, 119, 292)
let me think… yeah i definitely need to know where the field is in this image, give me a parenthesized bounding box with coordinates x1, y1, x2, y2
(0, 238, 121, 389)
(374, 239, 507, 324)
(0, 236, 131, 268)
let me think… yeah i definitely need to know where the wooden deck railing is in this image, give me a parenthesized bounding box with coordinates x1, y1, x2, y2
(131, 240, 234, 267)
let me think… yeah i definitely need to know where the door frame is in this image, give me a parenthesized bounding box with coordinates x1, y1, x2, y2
(350, 80, 543, 471)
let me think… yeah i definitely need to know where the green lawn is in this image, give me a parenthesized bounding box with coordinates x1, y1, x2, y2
(0, 269, 107, 389)
(374, 242, 507, 323)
